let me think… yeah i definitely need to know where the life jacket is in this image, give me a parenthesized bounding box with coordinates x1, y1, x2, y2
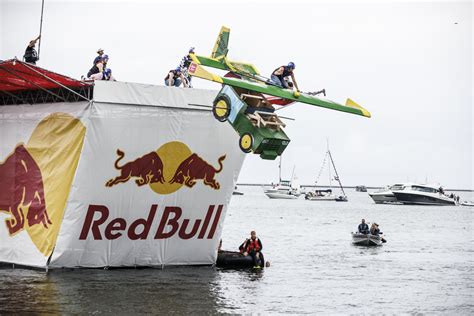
(164, 70, 180, 81)
(272, 65, 292, 79)
(246, 238, 261, 253)
(24, 46, 38, 63)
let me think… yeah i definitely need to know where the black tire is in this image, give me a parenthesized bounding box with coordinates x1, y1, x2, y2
(212, 95, 231, 122)
(239, 133, 253, 153)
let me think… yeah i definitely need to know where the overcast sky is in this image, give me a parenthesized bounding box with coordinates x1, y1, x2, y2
(1, 0, 472, 189)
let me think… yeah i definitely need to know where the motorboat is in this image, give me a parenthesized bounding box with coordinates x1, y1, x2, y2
(460, 201, 474, 207)
(264, 180, 300, 199)
(232, 186, 244, 195)
(351, 232, 384, 246)
(264, 156, 301, 199)
(355, 185, 367, 192)
(305, 144, 348, 202)
(368, 183, 405, 204)
(391, 184, 456, 206)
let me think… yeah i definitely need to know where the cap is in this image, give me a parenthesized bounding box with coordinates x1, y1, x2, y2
(97, 48, 104, 53)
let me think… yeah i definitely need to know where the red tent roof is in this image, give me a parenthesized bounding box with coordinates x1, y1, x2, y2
(0, 59, 91, 92)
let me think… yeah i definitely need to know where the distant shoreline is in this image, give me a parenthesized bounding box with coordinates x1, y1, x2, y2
(236, 183, 474, 192)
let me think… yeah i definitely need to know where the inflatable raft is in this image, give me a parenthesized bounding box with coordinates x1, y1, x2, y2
(216, 250, 265, 269)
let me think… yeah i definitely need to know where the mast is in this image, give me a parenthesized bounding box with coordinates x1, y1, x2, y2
(327, 140, 332, 191)
(38, 0, 45, 59)
(328, 149, 346, 196)
(278, 155, 282, 183)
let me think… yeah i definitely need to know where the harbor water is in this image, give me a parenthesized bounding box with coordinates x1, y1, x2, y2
(1, 187, 473, 314)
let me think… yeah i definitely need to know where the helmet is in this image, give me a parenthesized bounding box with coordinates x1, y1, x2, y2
(97, 48, 104, 54)
(189, 47, 195, 53)
(104, 68, 111, 76)
(175, 67, 181, 73)
(288, 62, 295, 69)
(102, 54, 109, 61)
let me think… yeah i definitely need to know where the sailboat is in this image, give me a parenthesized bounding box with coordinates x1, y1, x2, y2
(305, 144, 348, 202)
(264, 156, 301, 199)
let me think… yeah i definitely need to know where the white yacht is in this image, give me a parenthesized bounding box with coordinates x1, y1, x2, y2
(391, 184, 456, 206)
(264, 157, 301, 199)
(368, 183, 405, 204)
(264, 180, 301, 199)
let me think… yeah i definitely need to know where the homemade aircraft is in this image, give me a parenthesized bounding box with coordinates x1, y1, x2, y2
(188, 26, 371, 160)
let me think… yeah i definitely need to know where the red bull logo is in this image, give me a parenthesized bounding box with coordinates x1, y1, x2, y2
(0, 112, 86, 257)
(0, 144, 51, 235)
(105, 141, 226, 194)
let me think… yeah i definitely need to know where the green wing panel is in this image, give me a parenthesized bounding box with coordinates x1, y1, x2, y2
(211, 26, 230, 60)
(220, 77, 371, 118)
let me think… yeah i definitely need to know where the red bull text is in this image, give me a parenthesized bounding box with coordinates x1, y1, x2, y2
(79, 204, 223, 240)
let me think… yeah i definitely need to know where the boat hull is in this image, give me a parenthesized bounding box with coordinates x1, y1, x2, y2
(368, 192, 398, 204)
(351, 233, 383, 246)
(265, 192, 299, 199)
(392, 192, 455, 206)
(305, 195, 336, 201)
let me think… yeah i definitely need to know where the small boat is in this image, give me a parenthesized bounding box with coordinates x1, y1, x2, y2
(351, 232, 384, 246)
(305, 189, 335, 201)
(264, 156, 301, 199)
(355, 185, 367, 192)
(460, 201, 474, 207)
(216, 250, 264, 269)
(305, 143, 348, 202)
(232, 186, 244, 195)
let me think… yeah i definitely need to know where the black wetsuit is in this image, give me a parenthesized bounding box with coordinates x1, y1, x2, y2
(24, 46, 38, 64)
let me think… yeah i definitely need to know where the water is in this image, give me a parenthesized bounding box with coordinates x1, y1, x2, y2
(1, 188, 473, 314)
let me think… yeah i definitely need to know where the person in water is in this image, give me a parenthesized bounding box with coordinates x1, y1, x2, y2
(271, 62, 299, 91)
(358, 219, 369, 234)
(242, 231, 264, 268)
(24, 35, 41, 65)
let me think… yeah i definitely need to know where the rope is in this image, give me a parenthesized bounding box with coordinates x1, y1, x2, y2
(314, 151, 328, 184)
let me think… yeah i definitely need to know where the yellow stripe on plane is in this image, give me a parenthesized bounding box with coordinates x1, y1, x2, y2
(345, 98, 371, 118)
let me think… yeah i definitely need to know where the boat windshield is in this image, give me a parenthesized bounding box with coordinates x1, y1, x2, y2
(390, 184, 405, 190)
(411, 185, 438, 193)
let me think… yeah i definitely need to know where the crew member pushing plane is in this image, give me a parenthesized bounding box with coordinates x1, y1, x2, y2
(271, 62, 299, 91)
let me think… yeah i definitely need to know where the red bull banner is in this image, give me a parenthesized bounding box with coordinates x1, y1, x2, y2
(0, 82, 245, 268)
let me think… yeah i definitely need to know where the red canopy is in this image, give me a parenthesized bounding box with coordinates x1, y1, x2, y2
(0, 59, 91, 92)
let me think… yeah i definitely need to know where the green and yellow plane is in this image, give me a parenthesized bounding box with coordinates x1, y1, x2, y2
(188, 26, 371, 118)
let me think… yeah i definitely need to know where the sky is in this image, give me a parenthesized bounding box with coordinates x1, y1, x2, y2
(1, 0, 472, 189)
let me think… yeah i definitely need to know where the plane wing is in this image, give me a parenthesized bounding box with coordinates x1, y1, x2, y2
(188, 62, 371, 118)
